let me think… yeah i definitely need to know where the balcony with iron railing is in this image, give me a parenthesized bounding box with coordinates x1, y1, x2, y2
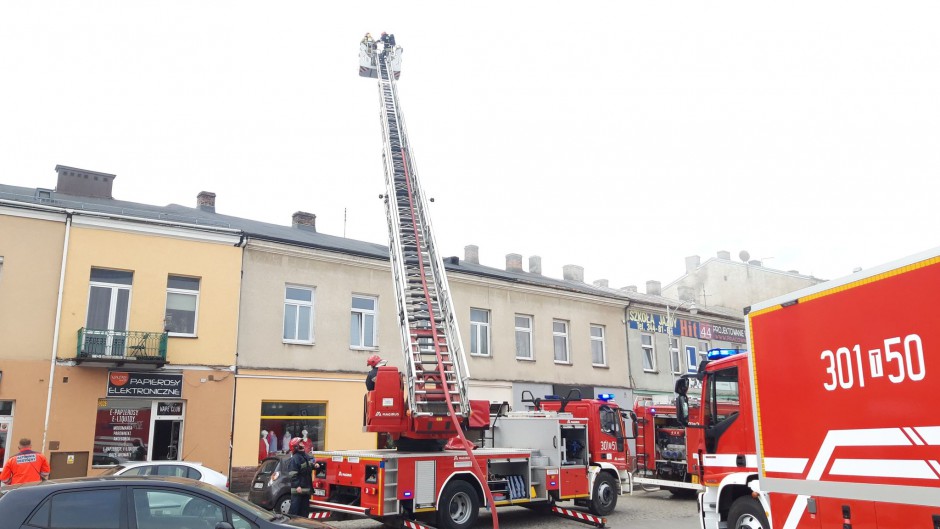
(76, 328, 168, 367)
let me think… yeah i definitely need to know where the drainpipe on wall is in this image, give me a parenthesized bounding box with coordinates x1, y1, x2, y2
(623, 302, 636, 390)
(226, 234, 248, 488)
(42, 210, 73, 453)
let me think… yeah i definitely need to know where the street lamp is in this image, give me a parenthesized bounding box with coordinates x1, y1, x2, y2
(664, 300, 698, 374)
(664, 300, 698, 332)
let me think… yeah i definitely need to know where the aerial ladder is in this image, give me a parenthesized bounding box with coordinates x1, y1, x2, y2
(359, 34, 477, 445)
(358, 32, 501, 529)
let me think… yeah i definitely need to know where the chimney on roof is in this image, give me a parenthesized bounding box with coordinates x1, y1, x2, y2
(563, 264, 584, 282)
(506, 253, 523, 272)
(621, 285, 638, 293)
(54, 165, 116, 199)
(197, 191, 216, 213)
(593, 279, 609, 288)
(717, 250, 731, 260)
(464, 245, 479, 264)
(646, 280, 662, 296)
(529, 256, 542, 275)
(292, 211, 317, 232)
(685, 255, 700, 274)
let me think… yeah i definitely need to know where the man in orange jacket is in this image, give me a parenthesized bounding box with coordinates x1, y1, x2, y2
(1, 438, 51, 485)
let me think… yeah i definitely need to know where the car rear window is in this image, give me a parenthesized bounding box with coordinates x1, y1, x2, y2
(258, 459, 278, 474)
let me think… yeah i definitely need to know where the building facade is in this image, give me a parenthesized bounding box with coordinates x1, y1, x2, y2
(1, 168, 242, 479)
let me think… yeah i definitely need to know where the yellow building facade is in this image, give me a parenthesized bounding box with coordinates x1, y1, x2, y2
(0, 191, 243, 479)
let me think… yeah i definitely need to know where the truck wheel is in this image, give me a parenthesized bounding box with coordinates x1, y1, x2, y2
(727, 496, 770, 529)
(437, 480, 479, 529)
(589, 472, 618, 516)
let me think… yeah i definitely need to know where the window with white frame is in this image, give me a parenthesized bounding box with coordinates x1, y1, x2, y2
(350, 295, 377, 348)
(590, 325, 606, 366)
(515, 314, 533, 360)
(283, 285, 314, 344)
(165, 275, 200, 336)
(695, 341, 710, 372)
(641, 333, 656, 371)
(553, 320, 570, 363)
(470, 308, 490, 356)
(670, 336, 681, 374)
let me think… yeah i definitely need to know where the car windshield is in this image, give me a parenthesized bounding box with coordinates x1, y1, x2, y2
(100, 465, 127, 476)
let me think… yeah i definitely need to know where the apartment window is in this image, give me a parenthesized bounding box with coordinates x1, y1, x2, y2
(590, 325, 606, 366)
(350, 295, 377, 349)
(515, 315, 533, 360)
(553, 320, 570, 363)
(691, 341, 709, 373)
(283, 286, 314, 344)
(641, 333, 656, 372)
(670, 337, 682, 374)
(84, 268, 133, 357)
(470, 308, 490, 356)
(165, 275, 200, 336)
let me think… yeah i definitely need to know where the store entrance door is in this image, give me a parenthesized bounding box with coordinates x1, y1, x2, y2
(152, 420, 182, 460)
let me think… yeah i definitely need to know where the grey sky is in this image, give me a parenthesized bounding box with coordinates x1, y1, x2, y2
(2, 1, 938, 291)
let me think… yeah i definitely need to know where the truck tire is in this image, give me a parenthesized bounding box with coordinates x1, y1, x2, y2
(589, 472, 618, 516)
(437, 480, 479, 529)
(727, 496, 770, 529)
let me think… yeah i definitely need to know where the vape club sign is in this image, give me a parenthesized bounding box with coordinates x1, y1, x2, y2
(107, 371, 183, 398)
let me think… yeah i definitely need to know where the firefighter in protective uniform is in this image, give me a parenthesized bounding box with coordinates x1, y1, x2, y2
(287, 437, 318, 517)
(365, 354, 384, 391)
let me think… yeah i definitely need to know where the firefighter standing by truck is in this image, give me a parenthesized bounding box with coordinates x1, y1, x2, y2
(287, 437, 318, 517)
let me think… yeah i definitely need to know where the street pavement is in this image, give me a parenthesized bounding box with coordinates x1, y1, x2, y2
(325, 488, 699, 529)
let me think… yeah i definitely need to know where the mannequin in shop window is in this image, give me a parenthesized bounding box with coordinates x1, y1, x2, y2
(267, 429, 278, 456)
(300, 430, 313, 453)
(282, 431, 292, 453)
(259, 430, 269, 463)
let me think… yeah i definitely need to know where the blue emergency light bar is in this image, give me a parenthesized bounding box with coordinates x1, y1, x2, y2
(706, 348, 747, 360)
(597, 393, 615, 402)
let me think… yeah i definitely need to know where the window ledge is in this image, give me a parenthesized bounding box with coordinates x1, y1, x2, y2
(283, 340, 315, 346)
(554, 361, 572, 365)
(515, 357, 535, 362)
(168, 333, 197, 339)
(643, 369, 658, 373)
(469, 353, 492, 358)
(592, 364, 609, 369)
(350, 346, 379, 351)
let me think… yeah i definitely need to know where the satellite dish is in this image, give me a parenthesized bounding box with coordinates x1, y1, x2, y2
(739, 250, 751, 262)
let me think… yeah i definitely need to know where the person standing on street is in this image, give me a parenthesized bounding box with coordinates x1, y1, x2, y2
(1, 438, 51, 486)
(286, 437, 318, 517)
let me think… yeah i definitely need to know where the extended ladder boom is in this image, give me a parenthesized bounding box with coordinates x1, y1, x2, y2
(360, 36, 471, 424)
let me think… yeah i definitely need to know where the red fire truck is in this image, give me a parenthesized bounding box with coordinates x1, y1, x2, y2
(631, 397, 701, 496)
(303, 35, 634, 529)
(677, 248, 940, 528)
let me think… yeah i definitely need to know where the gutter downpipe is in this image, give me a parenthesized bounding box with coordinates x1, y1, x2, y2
(43, 210, 73, 453)
(226, 233, 247, 488)
(623, 302, 636, 390)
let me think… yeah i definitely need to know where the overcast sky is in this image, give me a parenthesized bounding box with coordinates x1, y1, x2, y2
(2, 1, 939, 291)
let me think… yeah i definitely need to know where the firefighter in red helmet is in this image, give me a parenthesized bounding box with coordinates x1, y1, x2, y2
(365, 354, 384, 391)
(287, 436, 318, 517)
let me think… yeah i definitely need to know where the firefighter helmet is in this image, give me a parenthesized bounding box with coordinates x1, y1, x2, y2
(288, 437, 303, 452)
(366, 354, 383, 367)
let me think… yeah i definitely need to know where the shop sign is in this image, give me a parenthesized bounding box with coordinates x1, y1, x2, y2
(107, 371, 183, 398)
(157, 402, 183, 415)
(94, 404, 151, 462)
(699, 323, 747, 343)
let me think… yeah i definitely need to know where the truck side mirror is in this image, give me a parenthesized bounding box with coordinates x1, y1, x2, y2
(676, 395, 690, 427)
